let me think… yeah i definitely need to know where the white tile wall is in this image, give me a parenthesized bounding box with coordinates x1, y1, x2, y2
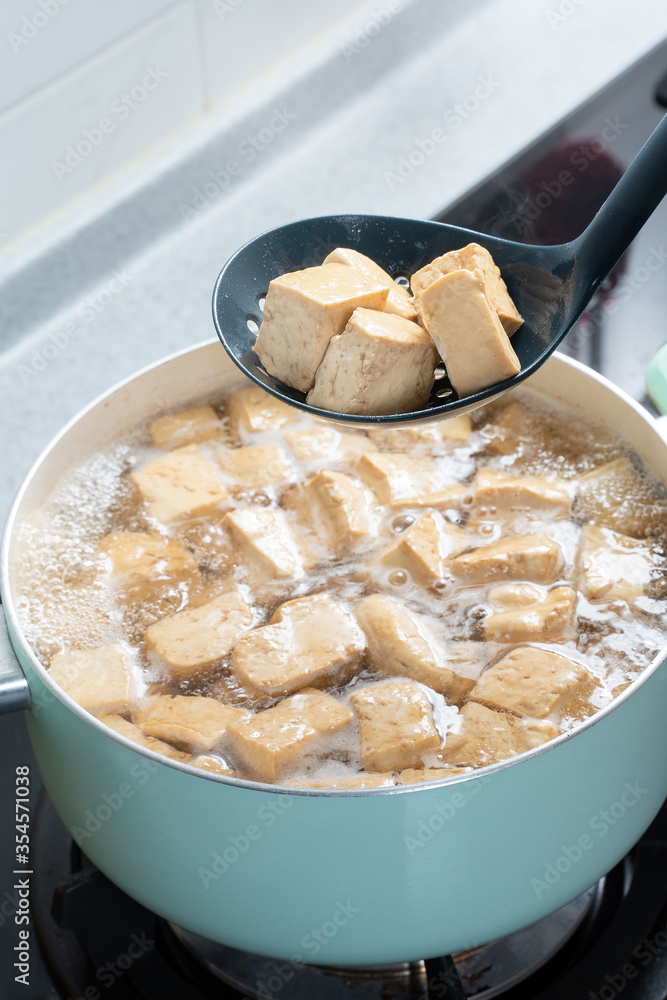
(1, 0, 372, 250)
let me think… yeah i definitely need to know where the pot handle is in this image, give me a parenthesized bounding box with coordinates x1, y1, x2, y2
(647, 345, 667, 440)
(0, 609, 31, 714)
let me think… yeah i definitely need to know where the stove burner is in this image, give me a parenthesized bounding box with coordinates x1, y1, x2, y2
(170, 886, 597, 1000)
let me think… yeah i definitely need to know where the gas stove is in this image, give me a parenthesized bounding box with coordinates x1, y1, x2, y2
(1, 30, 667, 1000)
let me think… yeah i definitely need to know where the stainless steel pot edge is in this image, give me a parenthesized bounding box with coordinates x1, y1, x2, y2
(2, 342, 666, 798)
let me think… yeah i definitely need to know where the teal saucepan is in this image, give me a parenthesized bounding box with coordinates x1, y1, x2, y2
(1, 342, 667, 965)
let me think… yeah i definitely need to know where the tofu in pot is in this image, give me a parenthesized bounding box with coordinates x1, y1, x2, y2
(220, 444, 292, 491)
(350, 680, 442, 772)
(190, 754, 237, 776)
(356, 451, 456, 506)
(132, 445, 231, 524)
(441, 702, 558, 768)
(98, 531, 200, 601)
(484, 585, 577, 643)
(469, 646, 594, 719)
(411, 242, 523, 335)
(225, 384, 297, 437)
(253, 263, 389, 393)
(96, 713, 191, 762)
(49, 644, 136, 715)
(577, 524, 659, 607)
(286, 773, 395, 788)
(306, 307, 437, 415)
(226, 689, 354, 782)
(223, 508, 305, 580)
(323, 247, 417, 320)
(231, 594, 365, 697)
(577, 458, 660, 538)
(471, 467, 573, 521)
(285, 424, 376, 464)
(132, 695, 249, 752)
(369, 414, 472, 452)
(355, 593, 475, 703)
(145, 591, 253, 673)
(449, 534, 562, 584)
(284, 471, 372, 550)
(379, 510, 469, 585)
(149, 405, 226, 450)
(418, 269, 521, 398)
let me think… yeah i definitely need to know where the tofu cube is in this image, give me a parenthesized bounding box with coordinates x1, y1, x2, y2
(479, 400, 533, 455)
(284, 471, 372, 549)
(99, 531, 200, 601)
(145, 591, 253, 673)
(379, 510, 469, 585)
(412, 243, 523, 335)
(49, 644, 135, 715)
(231, 594, 365, 696)
(323, 247, 417, 320)
(398, 767, 468, 784)
(351, 680, 441, 772)
(149, 405, 226, 449)
(578, 524, 658, 607)
(132, 695, 249, 752)
(487, 583, 543, 608)
(418, 269, 521, 398)
(286, 773, 395, 788)
(368, 414, 472, 452)
(253, 263, 389, 393)
(355, 593, 475, 703)
(221, 444, 292, 490)
(356, 452, 456, 506)
(471, 467, 573, 520)
(577, 458, 659, 538)
(227, 689, 354, 782)
(96, 713, 191, 762)
(469, 647, 593, 719)
(285, 424, 377, 463)
(484, 585, 577, 643)
(132, 445, 231, 523)
(190, 754, 237, 776)
(225, 384, 297, 437)
(306, 308, 437, 415)
(441, 702, 559, 768)
(223, 508, 304, 580)
(449, 534, 562, 584)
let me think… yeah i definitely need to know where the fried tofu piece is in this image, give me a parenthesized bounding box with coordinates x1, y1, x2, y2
(286, 773, 395, 789)
(49, 644, 135, 715)
(99, 531, 200, 601)
(227, 689, 354, 782)
(306, 308, 437, 415)
(398, 767, 468, 784)
(323, 247, 417, 320)
(285, 424, 376, 464)
(284, 471, 372, 549)
(418, 270, 521, 398)
(190, 754, 236, 776)
(221, 444, 292, 491)
(132, 695, 249, 752)
(96, 713, 191, 762)
(225, 384, 297, 437)
(356, 452, 456, 506)
(149, 405, 226, 449)
(488, 583, 543, 608)
(379, 511, 469, 585)
(469, 647, 593, 719)
(480, 400, 533, 455)
(369, 414, 472, 452)
(577, 458, 659, 538)
(355, 593, 475, 703)
(351, 680, 441, 772)
(449, 535, 562, 584)
(484, 586, 576, 643)
(578, 524, 658, 607)
(412, 243, 523, 335)
(145, 591, 253, 673)
(231, 595, 365, 697)
(471, 467, 573, 520)
(441, 702, 558, 768)
(132, 445, 231, 523)
(253, 263, 389, 393)
(223, 508, 304, 580)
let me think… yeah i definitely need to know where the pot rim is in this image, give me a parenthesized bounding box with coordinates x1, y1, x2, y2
(3, 339, 666, 797)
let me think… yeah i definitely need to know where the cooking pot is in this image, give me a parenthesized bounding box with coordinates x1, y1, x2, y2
(2, 341, 667, 966)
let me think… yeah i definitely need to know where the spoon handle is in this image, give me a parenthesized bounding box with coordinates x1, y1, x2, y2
(574, 112, 667, 293)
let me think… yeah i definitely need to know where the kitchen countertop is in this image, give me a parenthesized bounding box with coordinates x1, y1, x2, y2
(2, 0, 667, 525)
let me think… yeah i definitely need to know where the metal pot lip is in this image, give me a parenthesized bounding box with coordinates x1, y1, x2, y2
(2, 341, 667, 798)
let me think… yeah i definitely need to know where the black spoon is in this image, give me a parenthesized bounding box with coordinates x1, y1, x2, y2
(212, 113, 667, 425)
